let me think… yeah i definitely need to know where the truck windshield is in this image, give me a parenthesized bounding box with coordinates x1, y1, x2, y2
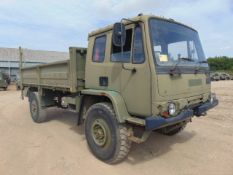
(149, 19, 207, 67)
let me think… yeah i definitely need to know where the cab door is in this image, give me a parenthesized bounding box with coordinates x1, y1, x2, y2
(120, 25, 151, 116)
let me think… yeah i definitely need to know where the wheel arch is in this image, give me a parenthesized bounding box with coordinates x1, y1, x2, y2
(23, 87, 56, 107)
(23, 87, 38, 101)
(81, 89, 131, 123)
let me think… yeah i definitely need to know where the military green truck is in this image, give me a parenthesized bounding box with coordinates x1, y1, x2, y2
(220, 72, 231, 80)
(20, 14, 218, 164)
(231, 75, 233, 80)
(0, 72, 8, 90)
(210, 72, 220, 81)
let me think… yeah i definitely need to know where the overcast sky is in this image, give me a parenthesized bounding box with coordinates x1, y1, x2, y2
(0, 0, 232, 57)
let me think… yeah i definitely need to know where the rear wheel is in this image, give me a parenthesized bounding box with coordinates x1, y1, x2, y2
(29, 92, 47, 123)
(158, 122, 187, 136)
(85, 102, 131, 164)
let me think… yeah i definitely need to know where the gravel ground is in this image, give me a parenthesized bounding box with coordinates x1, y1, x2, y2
(0, 81, 233, 175)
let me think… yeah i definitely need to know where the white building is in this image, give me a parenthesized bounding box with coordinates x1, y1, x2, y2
(0, 47, 68, 81)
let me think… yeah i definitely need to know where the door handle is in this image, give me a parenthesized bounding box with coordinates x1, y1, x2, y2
(122, 64, 137, 74)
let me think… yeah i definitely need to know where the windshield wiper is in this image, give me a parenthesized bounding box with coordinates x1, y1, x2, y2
(179, 57, 195, 62)
(170, 57, 194, 76)
(198, 60, 207, 64)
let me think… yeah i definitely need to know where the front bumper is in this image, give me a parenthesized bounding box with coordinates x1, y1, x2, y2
(194, 98, 218, 116)
(145, 98, 219, 130)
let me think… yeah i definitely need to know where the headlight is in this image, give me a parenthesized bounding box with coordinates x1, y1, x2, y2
(168, 103, 176, 115)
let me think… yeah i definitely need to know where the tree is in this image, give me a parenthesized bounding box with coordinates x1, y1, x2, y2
(207, 56, 233, 72)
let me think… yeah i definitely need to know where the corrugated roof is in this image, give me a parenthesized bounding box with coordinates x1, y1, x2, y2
(0, 47, 69, 63)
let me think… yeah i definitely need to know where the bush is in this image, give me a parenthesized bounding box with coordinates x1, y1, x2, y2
(207, 56, 233, 74)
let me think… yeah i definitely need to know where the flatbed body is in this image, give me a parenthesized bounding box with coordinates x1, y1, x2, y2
(21, 47, 86, 93)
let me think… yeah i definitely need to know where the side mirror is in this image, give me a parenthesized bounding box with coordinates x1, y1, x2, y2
(112, 22, 126, 47)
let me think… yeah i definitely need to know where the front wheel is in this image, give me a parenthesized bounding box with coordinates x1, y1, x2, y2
(85, 102, 131, 164)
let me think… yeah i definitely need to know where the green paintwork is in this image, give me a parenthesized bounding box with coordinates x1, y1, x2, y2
(81, 89, 130, 123)
(188, 79, 202, 86)
(21, 47, 86, 93)
(21, 14, 214, 125)
(91, 118, 109, 147)
(157, 74, 209, 98)
(0, 72, 8, 89)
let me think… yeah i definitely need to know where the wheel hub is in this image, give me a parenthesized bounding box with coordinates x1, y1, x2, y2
(91, 119, 108, 147)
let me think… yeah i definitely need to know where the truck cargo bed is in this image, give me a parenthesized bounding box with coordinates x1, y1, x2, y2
(21, 47, 87, 93)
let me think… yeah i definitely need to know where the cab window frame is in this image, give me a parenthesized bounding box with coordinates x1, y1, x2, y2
(110, 27, 133, 63)
(92, 35, 107, 63)
(132, 25, 145, 64)
(110, 24, 145, 64)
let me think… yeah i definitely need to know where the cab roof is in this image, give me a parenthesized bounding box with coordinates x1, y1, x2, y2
(88, 14, 197, 37)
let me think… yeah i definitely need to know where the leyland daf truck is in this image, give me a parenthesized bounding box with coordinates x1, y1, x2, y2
(20, 14, 218, 164)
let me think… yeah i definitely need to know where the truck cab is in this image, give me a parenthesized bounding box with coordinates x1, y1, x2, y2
(86, 15, 216, 123)
(21, 14, 218, 164)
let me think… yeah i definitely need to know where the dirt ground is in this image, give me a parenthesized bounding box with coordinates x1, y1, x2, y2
(0, 82, 233, 175)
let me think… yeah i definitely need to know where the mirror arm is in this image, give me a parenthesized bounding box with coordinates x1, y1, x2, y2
(119, 18, 138, 74)
(120, 22, 124, 61)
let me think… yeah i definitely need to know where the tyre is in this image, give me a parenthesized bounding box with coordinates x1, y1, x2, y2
(29, 92, 47, 123)
(85, 102, 131, 164)
(158, 122, 187, 136)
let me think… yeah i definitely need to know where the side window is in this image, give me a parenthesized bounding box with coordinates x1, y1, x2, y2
(111, 29, 133, 62)
(133, 26, 145, 63)
(92, 35, 106, 62)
